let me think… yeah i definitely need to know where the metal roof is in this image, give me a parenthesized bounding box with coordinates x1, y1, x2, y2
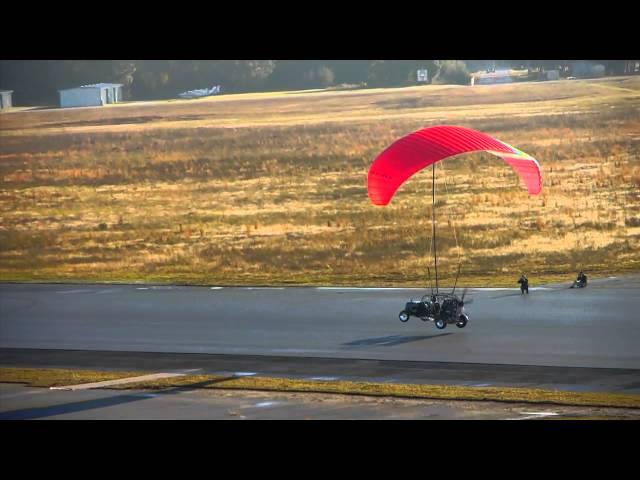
(59, 83, 123, 92)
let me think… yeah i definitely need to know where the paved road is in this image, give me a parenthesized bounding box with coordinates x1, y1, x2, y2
(2, 349, 639, 393)
(2, 384, 638, 420)
(1, 276, 639, 369)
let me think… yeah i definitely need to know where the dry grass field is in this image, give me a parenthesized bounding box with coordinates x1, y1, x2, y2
(1, 76, 639, 286)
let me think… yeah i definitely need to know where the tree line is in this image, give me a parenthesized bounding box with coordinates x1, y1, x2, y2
(0, 60, 636, 105)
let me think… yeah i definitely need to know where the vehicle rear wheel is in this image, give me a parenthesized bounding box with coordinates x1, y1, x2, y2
(456, 314, 468, 328)
(399, 311, 409, 323)
(435, 318, 447, 329)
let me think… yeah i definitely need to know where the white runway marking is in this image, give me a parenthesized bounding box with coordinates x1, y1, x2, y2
(316, 287, 423, 291)
(244, 287, 285, 290)
(474, 287, 550, 291)
(49, 372, 188, 391)
(474, 288, 515, 291)
(254, 401, 279, 408)
(234, 372, 257, 377)
(310, 376, 339, 381)
(507, 411, 559, 420)
(210, 287, 223, 290)
(136, 287, 149, 290)
(313, 287, 552, 292)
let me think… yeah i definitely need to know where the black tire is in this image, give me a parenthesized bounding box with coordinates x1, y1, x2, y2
(456, 315, 468, 328)
(435, 318, 447, 329)
(399, 311, 409, 323)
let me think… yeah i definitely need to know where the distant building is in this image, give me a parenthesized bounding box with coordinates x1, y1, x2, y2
(0, 90, 13, 110)
(571, 62, 605, 78)
(58, 83, 123, 108)
(545, 70, 560, 81)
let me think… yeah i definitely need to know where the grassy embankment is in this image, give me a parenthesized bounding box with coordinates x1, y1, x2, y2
(1, 76, 639, 286)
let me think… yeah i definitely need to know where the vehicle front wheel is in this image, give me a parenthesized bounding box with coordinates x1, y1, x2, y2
(456, 315, 468, 328)
(399, 311, 409, 323)
(435, 318, 447, 329)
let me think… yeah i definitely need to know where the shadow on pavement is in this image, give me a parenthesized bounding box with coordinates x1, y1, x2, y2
(343, 333, 453, 347)
(0, 376, 234, 420)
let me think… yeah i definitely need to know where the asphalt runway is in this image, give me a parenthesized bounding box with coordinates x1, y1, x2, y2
(1, 276, 639, 371)
(2, 349, 639, 393)
(4, 383, 639, 420)
(6, 383, 639, 420)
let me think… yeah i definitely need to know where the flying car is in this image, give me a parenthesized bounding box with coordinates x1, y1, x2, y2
(367, 125, 543, 330)
(399, 291, 470, 329)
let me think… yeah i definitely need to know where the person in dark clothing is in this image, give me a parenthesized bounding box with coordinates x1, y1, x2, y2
(574, 271, 587, 288)
(518, 274, 529, 294)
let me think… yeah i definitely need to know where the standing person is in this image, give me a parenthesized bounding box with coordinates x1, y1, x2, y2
(518, 274, 529, 295)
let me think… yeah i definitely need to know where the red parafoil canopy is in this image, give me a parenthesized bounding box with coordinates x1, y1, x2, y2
(368, 125, 542, 206)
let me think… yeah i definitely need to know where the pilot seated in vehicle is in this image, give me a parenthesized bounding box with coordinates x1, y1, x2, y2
(430, 295, 441, 315)
(440, 297, 458, 318)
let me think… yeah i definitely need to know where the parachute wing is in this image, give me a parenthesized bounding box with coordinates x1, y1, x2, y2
(368, 125, 542, 206)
